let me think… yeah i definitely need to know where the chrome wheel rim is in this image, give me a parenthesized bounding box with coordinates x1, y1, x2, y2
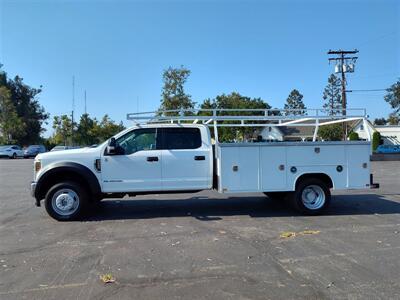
(51, 188, 79, 216)
(301, 185, 325, 210)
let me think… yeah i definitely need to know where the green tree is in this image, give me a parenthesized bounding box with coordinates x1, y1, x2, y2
(387, 113, 399, 125)
(318, 124, 343, 141)
(384, 79, 400, 116)
(199, 92, 270, 142)
(0, 86, 25, 143)
(374, 118, 387, 125)
(76, 113, 97, 146)
(159, 66, 195, 115)
(284, 89, 306, 115)
(92, 115, 125, 142)
(5, 75, 49, 145)
(52, 115, 73, 146)
(322, 74, 342, 115)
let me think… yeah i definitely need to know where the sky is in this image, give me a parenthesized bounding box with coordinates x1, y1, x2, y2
(1, 0, 399, 137)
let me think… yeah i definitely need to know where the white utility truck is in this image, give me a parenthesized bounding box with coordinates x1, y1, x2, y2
(31, 108, 379, 221)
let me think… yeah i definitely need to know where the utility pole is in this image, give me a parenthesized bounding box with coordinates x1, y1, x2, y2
(327, 49, 358, 139)
(71, 76, 75, 146)
(84, 90, 87, 115)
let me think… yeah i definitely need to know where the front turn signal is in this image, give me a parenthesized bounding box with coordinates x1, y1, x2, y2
(34, 160, 41, 172)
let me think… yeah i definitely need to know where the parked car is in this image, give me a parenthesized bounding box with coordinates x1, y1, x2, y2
(50, 145, 81, 152)
(24, 145, 46, 158)
(0, 145, 24, 159)
(376, 145, 400, 154)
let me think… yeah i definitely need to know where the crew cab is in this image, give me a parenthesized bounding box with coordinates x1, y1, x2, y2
(31, 120, 379, 221)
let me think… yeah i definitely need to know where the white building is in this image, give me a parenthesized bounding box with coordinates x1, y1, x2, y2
(351, 120, 375, 141)
(374, 125, 400, 145)
(260, 125, 316, 142)
(352, 120, 400, 145)
(259, 120, 400, 145)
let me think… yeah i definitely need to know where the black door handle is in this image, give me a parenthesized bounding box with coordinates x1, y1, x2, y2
(194, 156, 205, 161)
(146, 156, 159, 162)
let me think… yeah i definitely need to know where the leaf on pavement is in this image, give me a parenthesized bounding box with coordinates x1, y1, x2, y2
(100, 273, 116, 284)
(280, 232, 296, 239)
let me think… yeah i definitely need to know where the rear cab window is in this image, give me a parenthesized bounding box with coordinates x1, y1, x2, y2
(160, 127, 202, 150)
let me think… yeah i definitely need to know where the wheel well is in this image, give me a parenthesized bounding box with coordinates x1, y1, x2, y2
(37, 170, 93, 201)
(295, 173, 333, 189)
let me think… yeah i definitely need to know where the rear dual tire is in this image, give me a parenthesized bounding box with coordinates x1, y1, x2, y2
(290, 178, 331, 215)
(264, 178, 331, 215)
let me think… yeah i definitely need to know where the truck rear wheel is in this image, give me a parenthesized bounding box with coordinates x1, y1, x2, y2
(291, 178, 330, 215)
(44, 181, 88, 221)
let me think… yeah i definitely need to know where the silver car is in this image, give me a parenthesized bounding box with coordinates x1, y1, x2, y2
(24, 145, 46, 158)
(0, 145, 24, 159)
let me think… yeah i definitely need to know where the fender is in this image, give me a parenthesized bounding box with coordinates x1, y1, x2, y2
(35, 162, 101, 202)
(292, 172, 334, 191)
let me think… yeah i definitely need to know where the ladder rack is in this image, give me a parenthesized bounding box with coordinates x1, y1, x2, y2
(126, 108, 370, 142)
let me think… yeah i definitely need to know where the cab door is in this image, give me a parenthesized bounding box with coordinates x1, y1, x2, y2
(159, 127, 211, 191)
(101, 128, 162, 192)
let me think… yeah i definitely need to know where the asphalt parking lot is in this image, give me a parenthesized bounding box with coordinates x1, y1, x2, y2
(0, 159, 400, 299)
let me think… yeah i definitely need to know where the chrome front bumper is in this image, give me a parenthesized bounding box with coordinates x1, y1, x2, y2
(30, 181, 36, 197)
(31, 182, 40, 206)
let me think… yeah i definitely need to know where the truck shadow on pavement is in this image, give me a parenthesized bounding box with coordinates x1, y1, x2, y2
(84, 193, 400, 221)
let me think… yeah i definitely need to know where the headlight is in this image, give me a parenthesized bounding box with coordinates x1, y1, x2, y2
(34, 160, 41, 172)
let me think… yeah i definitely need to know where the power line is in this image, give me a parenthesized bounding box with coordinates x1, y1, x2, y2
(346, 89, 387, 92)
(356, 31, 397, 48)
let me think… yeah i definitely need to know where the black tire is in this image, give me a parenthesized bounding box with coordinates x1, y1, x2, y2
(290, 178, 331, 215)
(11, 153, 17, 159)
(264, 192, 289, 202)
(44, 181, 89, 221)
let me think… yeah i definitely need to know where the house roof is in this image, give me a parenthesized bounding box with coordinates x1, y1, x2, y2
(279, 126, 315, 137)
(263, 118, 370, 138)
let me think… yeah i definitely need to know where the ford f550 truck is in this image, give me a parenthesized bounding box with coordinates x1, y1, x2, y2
(31, 108, 379, 221)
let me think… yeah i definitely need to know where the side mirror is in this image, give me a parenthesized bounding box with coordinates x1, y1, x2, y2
(106, 137, 116, 155)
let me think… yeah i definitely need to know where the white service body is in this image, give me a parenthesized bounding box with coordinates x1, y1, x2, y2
(217, 141, 371, 193)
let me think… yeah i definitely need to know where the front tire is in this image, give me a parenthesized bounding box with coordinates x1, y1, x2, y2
(11, 153, 17, 159)
(44, 181, 88, 221)
(290, 178, 331, 215)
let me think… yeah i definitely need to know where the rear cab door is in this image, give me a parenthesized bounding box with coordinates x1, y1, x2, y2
(159, 126, 212, 191)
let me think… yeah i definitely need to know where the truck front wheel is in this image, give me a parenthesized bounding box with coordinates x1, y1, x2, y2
(291, 178, 331, 215)
(44, 181, 88, 221)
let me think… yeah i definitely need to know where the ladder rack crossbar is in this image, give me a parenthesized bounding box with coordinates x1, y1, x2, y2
(127, 108, 366, 124)
(126, 108, 369, 142)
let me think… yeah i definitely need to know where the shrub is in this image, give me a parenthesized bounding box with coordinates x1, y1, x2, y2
(318, 124, 343, 141)
(348, 131, 359, 141)
(372, 131, 381, 152)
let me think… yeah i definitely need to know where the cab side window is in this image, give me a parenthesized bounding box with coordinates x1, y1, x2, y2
(116, 128, 157, 155)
